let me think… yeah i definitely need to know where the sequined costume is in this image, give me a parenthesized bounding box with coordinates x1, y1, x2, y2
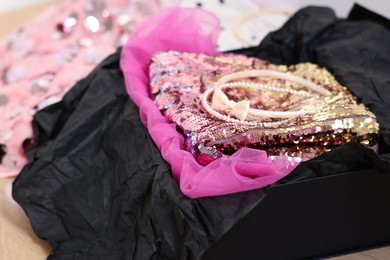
(0, 0, 160, 177)
(150, 51, 379, 165)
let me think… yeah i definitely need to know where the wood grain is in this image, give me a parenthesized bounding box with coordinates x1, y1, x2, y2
(0, 178, 51, 260)
(330, 247, 390, 260)
(0, 2, 389, 259)
(0, 0, 58, 38)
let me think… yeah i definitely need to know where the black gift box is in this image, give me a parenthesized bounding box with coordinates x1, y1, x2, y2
(202, 168, 390, 259)
(201, 6, 390, 259)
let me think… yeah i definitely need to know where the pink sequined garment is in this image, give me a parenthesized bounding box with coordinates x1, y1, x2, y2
(150, 51, 379, 165)
(0, 0, 161, 177)
(121, 7, 309, 199)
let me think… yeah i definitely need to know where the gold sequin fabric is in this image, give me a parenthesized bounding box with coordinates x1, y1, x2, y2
(149, 51, 379, 165)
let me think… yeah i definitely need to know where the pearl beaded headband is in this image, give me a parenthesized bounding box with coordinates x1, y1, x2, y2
(201, 69, 333, 123)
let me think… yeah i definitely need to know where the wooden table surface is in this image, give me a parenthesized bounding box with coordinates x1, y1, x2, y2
(0, 1, 389, 259)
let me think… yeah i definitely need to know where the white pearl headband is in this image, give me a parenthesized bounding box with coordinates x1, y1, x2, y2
(201, 69, 333, 124)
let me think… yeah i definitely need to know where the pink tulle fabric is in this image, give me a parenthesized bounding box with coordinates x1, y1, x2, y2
(0, 0, 161, 178)
(121, 8, 299, 199)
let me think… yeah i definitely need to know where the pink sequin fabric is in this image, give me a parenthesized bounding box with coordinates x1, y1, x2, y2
(0, 0, 160, 177)
(121, 8, 304, 199)
(150, 51, 379, 166)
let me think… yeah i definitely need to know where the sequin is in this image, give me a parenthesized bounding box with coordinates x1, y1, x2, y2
(331, 119, 343, 130)
(7, 30, 35, 58)
(53, 45, 79, 64)
(57, 13, 78, 34)
(3, 65, 26, 84)
(117, 14, 136, 33)
(117, 14, 132, 26)
(103, 17, 114, 31)
(85, 16, 101, 33)
(0, 95, 8, 106)
(150, 51, 379, 165)
(84, 48, 101, 65)
(29, 74, 54, 95)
